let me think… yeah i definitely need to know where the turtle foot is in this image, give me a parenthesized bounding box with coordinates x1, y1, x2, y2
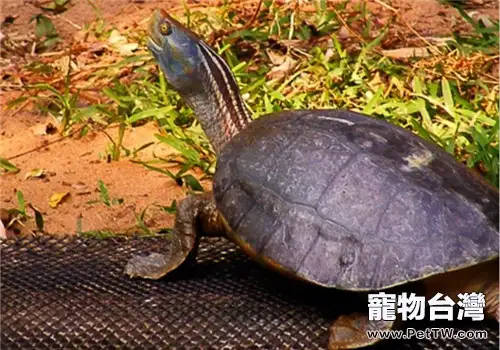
(125, 251, 186, 279)
(125, 233, 191, 280)
(328, 312, 394, 349)
(124, 193, 222, 280)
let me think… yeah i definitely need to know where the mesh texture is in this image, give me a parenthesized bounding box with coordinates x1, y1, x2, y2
(1, 236, 498, 349)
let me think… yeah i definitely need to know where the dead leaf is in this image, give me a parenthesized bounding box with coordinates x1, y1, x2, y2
(324, 48, 335, 62)
(266, 49, 286, 65)
(49, 191, 70, 208)
(25, 168, 46, 180)
(108, 30, 126, 44)
(108, 29, 138, 55)
(118, 43, 139, 56)
(337, 26, 351, 39)
(53, 55, 78, 75)
(280, 39, 312, 50)
(266, 56, 298, 81)
(382, 47, 430, 59)
(367, 72, 384, 91)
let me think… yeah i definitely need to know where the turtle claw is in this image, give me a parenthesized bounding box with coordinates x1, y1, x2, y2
(125, 252, 180, 280)
(328, 312, 395, 349)
(125, 232, 191, 279)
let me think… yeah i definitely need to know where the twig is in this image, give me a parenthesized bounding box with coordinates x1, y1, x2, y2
(243, 0, 264, 30)
(3, 98, 31, 118)
(331, 8, 385, 56)
(208, 0, 264, 44)
(57, 16, 83, 30)
(373, 0, 441, 54)
(7, 125, 86, 161)
(372, 0, 397, 12)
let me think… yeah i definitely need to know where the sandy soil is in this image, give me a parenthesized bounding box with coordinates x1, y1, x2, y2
(0, 91, 213, 235)
(0, 0, 498, 236)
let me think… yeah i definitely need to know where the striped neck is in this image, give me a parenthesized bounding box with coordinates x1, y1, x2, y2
(186, 40, 252, 154)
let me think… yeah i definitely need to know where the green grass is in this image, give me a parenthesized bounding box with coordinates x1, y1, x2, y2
(3, 190, 45, 234)
(6, 0, 499, 188)
(86, 180, 124, 207)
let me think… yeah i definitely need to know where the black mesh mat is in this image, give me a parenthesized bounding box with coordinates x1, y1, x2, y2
(1, 235, 498, 349)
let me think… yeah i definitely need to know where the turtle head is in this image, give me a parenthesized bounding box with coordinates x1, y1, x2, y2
(148, 9, 205, 94)
(147, 9, 252, 153)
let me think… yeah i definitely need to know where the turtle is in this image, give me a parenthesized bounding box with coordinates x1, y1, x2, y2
(125, 9, 499, 349)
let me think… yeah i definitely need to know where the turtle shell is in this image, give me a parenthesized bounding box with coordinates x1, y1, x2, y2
(213, 110, 499, 291)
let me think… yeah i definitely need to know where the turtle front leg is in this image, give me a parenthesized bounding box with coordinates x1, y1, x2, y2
(125, 192, 226, 279)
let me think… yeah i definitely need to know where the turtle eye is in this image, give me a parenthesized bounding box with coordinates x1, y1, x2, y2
(159, 21, 171, 35)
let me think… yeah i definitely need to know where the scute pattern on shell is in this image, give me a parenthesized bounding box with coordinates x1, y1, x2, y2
(213, 110, 499, 290)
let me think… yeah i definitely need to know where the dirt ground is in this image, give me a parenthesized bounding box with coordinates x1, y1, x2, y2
(0, 0, 498, 236)
(0, 90, 212, 235)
